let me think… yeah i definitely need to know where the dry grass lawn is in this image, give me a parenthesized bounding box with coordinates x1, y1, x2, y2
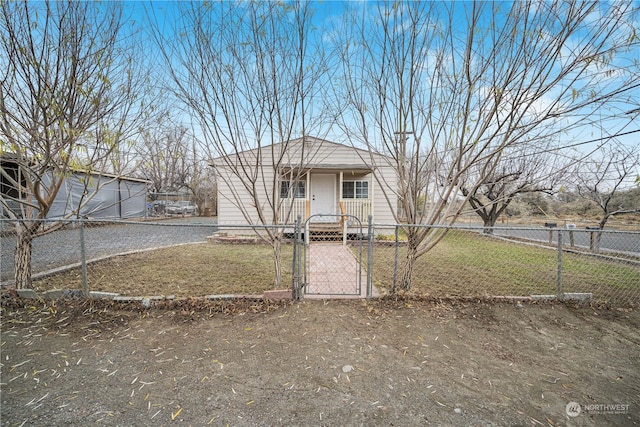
(33, 243, 293, 297)
(32, 233, 639, 305)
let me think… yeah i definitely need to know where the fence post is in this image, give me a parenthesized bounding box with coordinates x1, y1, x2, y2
(366, 215, 373, 299)
(80, 219, 88, 297)
(291, 216, 298, 300)
(293, 215, 303, 300)
(392, 225, 399, 294)
(556, 229, 563, 300)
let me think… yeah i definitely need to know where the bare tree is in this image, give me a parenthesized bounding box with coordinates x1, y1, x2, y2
(182, 139, 218, 217)
(149, 1, 331, 287)
(189, 160, 217, 218)
(0, 1, 148, 288)
(460, 145, 568, 232)
(333, 1, 639, 290)
(136, 120, 193, 197)
(575, 143, 640, 251)
(136, 121, 216, 216)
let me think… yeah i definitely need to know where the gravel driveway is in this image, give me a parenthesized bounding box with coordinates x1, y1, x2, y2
(1, 218, 218, 283)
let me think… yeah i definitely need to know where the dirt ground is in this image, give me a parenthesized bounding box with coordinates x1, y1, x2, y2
(1, 296, 639, 427)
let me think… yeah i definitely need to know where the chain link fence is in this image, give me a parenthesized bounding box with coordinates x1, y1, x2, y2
(293, 214, 368, 299)
(1, 219, 638, 306)
(371, 224, 640, 306)
(1, 218, 291, 299)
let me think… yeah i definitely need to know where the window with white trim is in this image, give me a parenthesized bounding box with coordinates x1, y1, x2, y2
(342, 180, 369, 199)
(280, 179, 306, 198)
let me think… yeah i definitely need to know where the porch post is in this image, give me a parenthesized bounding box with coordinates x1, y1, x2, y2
(305, 172, 311, 221)
(340, 172, 346, 245)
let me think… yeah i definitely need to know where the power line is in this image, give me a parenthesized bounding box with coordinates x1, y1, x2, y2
(556, 129, 640, 150)
(491, 128, 640, 165)
(508, 128, 640, 160)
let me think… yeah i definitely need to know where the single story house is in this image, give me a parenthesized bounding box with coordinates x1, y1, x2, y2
(1, 155, 149, 220)
(212, 136, 397, 234)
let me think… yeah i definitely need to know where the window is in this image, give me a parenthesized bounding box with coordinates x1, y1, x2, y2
(342, 181, 369, 199)
(280, 180, 306, 198)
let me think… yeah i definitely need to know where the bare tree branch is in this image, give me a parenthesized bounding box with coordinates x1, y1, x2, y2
(148, 0, 332, 287)
(333, 0, 639, 290)
(0, 0, 149, 288)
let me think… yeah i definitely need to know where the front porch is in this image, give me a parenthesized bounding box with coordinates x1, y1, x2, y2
(278, 168, 374, 228)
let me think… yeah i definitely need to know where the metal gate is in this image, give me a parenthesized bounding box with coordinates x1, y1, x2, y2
(291, 214, 367, 299)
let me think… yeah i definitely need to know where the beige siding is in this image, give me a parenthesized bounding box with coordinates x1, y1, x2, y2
(215, 156, 278, 227)
(372, 162, 398, 225)
(213, 137, 397, 233)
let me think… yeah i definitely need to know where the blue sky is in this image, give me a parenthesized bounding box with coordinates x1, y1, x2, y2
(122, 0, 639, 173)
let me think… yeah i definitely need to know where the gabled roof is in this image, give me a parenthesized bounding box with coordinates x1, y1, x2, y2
(210, 135, 391, 167)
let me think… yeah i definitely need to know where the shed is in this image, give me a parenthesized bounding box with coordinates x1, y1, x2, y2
(1, 155, 148, 219)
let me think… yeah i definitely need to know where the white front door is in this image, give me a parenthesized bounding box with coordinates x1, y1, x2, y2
(310, 174, 336, 222)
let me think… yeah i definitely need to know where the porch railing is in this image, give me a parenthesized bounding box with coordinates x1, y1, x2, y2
(279, 199, 307, 224)
(279, 198, 372, 224)
(340, 199, 372, 221)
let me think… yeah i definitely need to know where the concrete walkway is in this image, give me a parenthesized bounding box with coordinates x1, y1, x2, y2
(304, 243, 379, 299)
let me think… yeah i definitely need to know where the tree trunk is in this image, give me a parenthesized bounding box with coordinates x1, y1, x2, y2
(593, 230, 603, 254)
(398, 244, 419, 292)
(592, 215, 609, 254)
(272, 237, 283, 289)
(14, 223, 34, 289)
(483, 217, 496, 235)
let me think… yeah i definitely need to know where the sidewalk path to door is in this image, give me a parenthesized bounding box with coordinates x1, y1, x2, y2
(305, 243, 380, 299)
